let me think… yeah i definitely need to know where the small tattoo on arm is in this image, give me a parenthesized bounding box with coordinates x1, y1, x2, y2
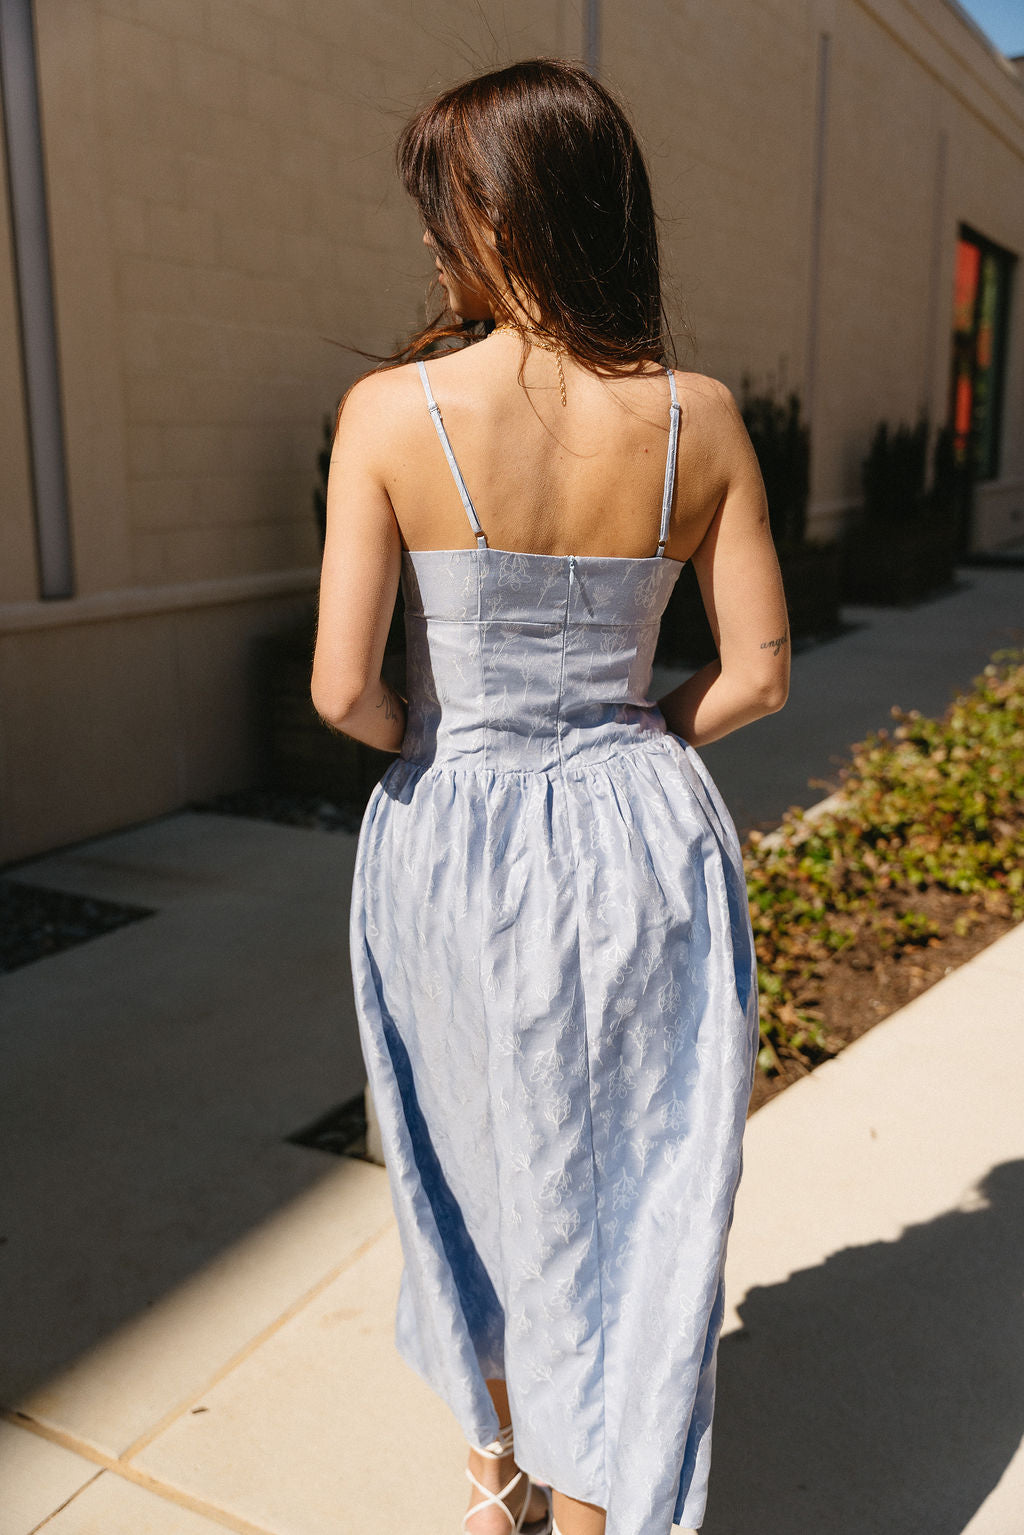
(760, 633, 788, 656)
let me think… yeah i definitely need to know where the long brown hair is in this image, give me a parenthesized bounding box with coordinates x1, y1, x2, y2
(345, 59, 677, 391)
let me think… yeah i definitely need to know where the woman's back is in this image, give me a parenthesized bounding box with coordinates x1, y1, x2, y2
(377, 337, 728, 565)
(317, 55, 791, 1535)
(348, 333, 764, 1535)
(393, 348, 686, 774)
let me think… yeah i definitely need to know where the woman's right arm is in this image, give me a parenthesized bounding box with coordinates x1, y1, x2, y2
(656, 378, 790, 747)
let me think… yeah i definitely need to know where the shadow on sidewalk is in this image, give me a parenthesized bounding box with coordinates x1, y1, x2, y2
(705, 1160, 1024, 1534)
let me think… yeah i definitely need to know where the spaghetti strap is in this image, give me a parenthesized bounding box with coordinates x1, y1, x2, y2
(416, 360, 488, 550)
(656, 367, 681, 558)
(416, 357, 677, 560)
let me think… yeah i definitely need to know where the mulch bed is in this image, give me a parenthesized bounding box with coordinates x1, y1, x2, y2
(746, 885, 1018, 1115)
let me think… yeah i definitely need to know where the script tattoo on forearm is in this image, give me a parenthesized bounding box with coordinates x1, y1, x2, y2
(760, 633, 788, 656)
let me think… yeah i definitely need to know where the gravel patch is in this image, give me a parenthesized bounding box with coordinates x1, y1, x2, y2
(286, 1091, 374, 1162)
(0, 879, 155, 973)
(189, 788, 369, 834)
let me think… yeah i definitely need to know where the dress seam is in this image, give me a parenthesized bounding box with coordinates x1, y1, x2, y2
(404, 614, 666, 630)
(559, 772, 610, 1495)
(554, 561, 571, 773)
(557, 560, 609, 1488)
(477, 545, 488, 773)
(397, 730, 680, 779)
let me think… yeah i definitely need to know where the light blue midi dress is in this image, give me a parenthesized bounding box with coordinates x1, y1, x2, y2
(349, 358, 760, 1535)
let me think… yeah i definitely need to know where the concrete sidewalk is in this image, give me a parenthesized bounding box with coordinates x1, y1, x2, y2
(3, 894, 1021, 1535)
(1, 565, 1022, 1534)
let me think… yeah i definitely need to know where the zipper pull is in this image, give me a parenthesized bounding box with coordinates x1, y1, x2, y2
(568, 553, 576, 586)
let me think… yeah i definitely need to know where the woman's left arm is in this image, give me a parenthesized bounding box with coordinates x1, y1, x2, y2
(310, 371, 407, 753)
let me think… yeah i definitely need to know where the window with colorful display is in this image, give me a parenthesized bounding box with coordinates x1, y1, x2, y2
(949, 227, 1015, 481)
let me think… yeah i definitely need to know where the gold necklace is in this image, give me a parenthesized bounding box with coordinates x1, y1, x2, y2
(492, 321, 567, 407)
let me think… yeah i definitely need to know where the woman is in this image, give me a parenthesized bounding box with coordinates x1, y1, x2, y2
(311, 58, 789, 1535)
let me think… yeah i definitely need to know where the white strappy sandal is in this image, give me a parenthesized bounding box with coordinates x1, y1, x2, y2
(463, 1421, 553, 1535)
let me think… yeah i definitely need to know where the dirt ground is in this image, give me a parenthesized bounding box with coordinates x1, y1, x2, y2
(746, 887, 1018, 1116)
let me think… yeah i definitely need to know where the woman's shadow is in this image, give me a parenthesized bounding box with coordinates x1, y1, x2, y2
(704, 1161, 1024, 1535)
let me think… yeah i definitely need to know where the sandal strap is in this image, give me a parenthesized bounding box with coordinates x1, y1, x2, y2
(473, 1421, 515, 1459)
(463, 1464, 526, 1533)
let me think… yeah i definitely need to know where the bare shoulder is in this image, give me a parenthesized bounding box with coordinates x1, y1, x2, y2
(332, 361, 435, 471)
(669, 369, 744, 429)
(669, 369, 757, 475)
(335, 361, 425, 424)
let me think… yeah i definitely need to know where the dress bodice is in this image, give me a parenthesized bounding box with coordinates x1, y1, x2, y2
(399, 357, 686, 774)
(399, 547, 684, 772)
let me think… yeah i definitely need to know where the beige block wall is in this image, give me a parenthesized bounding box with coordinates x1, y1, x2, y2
(35, 0, 579, 594)
(606, 0, 1024, 543)
(608, 0, 818, 388)
(2, 0, 1022, 862)
(0, 585, 315, 864)
(1, 0, 585, 864)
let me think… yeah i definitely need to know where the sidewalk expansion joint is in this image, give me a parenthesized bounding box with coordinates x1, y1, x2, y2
(1, 1211, 396, 1534)
(2, 1411, 275, 1535)
(119, 1209, 396, 1461)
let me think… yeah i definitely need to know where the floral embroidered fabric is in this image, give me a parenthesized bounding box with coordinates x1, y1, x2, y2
(348, 366, 759, 1535)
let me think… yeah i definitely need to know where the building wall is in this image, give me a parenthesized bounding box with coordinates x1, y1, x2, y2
(0, 0, 582, 863)
(1, 0, 1022, 863)
(606, 0, 1024, 542)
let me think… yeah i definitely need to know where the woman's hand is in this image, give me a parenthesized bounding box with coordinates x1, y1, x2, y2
(657, 378, 790, 747)
(310, 372, 407, 753)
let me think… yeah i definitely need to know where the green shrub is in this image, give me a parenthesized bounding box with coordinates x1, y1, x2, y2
(861, 415, 929, 526)
(858, 413, 968, 533)
(739, 376, 811, 550)
(929, 421, 974, 556)
(745, 648, 1024, 1074)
